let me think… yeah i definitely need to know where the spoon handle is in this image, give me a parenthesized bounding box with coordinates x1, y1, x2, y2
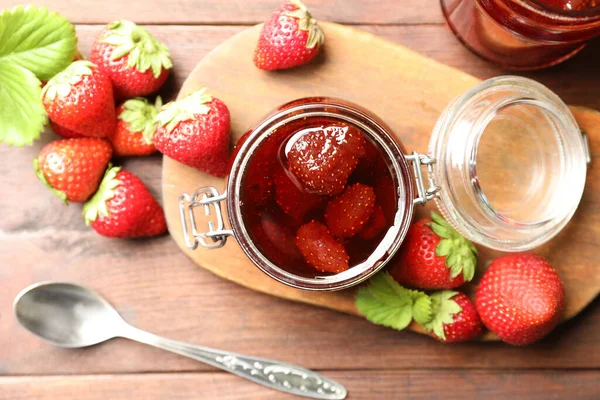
(120, 325, 346, 399)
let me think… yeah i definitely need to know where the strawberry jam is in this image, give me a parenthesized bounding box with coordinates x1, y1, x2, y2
(237, 117, 397, 278)
(442, 0, 600, 69)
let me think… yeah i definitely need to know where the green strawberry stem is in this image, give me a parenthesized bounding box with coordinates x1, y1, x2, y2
(42, 60, 94, 101)
(33, 158, 68, 204)
(429, 211, 478, 282)
(285, 0, 325, 49)
(102, 20, 172, 78)
(420, 291, 462, 340)
(83, 166, 122, 224)
(155, 88, 212, 134)
(119, 96, 162, 144)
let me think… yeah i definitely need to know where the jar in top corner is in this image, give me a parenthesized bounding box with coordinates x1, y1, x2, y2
(441, 0, 600, 69)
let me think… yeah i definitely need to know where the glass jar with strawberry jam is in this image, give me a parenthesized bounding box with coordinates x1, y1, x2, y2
(441, 0, 600, 69)
(179, 79, 589, 291)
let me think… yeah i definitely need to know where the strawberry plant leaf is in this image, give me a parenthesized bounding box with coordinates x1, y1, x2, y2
(411, 293, 433, 326)
(0, 63, 46, 146)
(0, 5, 77, 147)
(0, 6, 77, 81)
(355, 273, 415, 331)
(421, 290, 462, 340)
(431, 211, 478, 281)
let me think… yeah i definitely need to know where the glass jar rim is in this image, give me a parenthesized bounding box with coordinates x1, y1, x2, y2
(429, 76, 588, 252)
(523, 0, 600, 20)
(226, 98, 415, 291)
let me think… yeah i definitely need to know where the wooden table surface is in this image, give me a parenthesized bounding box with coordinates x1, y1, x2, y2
(0, 1, 599, 399)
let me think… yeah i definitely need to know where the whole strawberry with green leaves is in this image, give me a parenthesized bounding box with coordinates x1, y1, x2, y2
(476, 253, 564, 345)
(254, 0, 325, 70)
(42, 61, 116, 138)
(34, 138, 113, 203)
(355, 273, 482, 343)
(388, 212, 478, 290)
(153, 88, 231, 177)
(90, 20, 172, 100)
(422, 291, 483, 342)
(110, 97, 162, 157)
(83, 166, 167, 238)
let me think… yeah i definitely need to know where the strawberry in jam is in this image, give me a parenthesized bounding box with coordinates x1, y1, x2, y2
(239, 117, 396, 278)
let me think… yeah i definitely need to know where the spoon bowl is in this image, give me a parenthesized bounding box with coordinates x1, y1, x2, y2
(14, 282, 123, 348)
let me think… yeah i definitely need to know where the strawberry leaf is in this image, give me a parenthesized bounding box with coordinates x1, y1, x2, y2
(356, 273, 430, 331)
(101, 20, 172, 78)
(430, 211, 478, 282)
(83, 166, 121, 224)
(0, 63, 46, 146)
(0, 5, 77, 147)
(0, 6, 77, 80)
(119, 96, 162, 144)
(411, 291, 433, 326)
(421, 291, 462, 340)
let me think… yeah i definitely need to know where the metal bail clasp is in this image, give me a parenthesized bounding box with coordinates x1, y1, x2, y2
(178, 187, 233, 250)
(405, 152, 441, 206)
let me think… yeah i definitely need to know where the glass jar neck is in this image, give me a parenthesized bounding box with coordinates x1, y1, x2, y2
(227, 98, 415, 291)
(430, 76, 587, 251)
(478, 0, 600, 42)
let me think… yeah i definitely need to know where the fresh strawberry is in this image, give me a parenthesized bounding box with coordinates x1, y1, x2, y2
(90, 20, 172, 100)
(154, 88, 231, 177)
(275, 167, 326, 220)
(83, 166, 167, 238)
(422, 291, 483, 342)
(254, 0, 325, 70)
(42, 61, 116, 138)
(287, 123, 366, 195)
(296, 221, 349, 273)
(325, 183, 375, 238)
(359, 204, 387, 240)
(388, 212, 477, 290)
(50, 121, 85, 139)
(34, 138, 112, 203)
(475, 253, 564, 345)
(110, 97, 161, 157)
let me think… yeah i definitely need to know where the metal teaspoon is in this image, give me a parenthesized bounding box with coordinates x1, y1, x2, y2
(13, 282, 347, 399)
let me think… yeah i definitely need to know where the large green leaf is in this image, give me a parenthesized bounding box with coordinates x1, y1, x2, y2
(0, 5, 77, 80)
(355, 273, 430, 331)
(0, 63, 46, 146)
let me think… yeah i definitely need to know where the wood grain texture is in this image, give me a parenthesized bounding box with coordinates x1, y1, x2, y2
(1, 227, 598, 375)
(1, 371, 599, 400)
(162, 22, 599, 340)
(0, 0, 445, 24)
(0, 4, 598, 398)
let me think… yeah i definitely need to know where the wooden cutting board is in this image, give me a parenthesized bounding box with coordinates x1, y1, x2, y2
(162, 22, 599, 341)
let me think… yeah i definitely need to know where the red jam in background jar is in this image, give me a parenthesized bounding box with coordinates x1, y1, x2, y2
(441, 0, 600, 69)
(236, 117, 397, 279)
(535, 0, 598, 10)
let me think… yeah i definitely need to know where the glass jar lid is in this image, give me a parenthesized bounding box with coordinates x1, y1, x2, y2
(429, 76, 589, 252)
